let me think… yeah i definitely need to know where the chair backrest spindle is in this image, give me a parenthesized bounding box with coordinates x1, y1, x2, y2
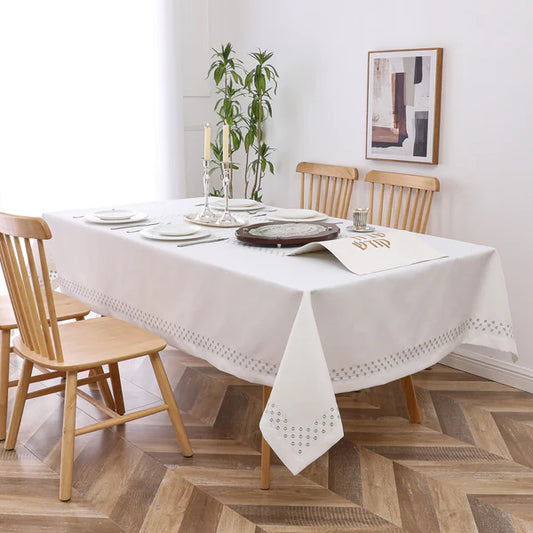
(386, 186, 395, 227)
(315, 176, 323, 211)
(393, 187, 404, 229)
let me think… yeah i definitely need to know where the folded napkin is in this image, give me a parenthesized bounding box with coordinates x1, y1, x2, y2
(287, 230, 447, 274)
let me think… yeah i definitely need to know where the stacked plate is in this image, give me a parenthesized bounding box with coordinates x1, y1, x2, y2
(140, 223, 210, 242)
(211, 198, 262, 211)
(267, 208, 327, 222)
(85, 209, 148, 224)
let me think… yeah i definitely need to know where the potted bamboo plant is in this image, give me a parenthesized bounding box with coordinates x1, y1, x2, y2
(208, 43, 278, 201)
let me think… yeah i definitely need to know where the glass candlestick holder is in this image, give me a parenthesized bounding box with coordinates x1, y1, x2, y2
(194, 158, 217, 223)
(216, 162, 239, 226)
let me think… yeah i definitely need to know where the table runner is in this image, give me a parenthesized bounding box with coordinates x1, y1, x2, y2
(44, 198, 517, 474)
(287, 231, 447, 274)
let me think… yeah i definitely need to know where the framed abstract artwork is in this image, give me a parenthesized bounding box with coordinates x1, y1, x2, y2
(366, 48, 443, 164)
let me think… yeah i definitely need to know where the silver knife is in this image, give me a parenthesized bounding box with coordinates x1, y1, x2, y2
(176, 237, 229, 247)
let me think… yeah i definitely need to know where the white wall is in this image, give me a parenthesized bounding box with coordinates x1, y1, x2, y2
(0, 0, 185, 215)
(179, 0, 214, 197)
(203, 0, 533, 371)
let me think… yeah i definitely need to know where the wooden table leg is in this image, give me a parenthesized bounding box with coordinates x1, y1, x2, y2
(261, 385, 272, 490)
(400, 375, 421, 424)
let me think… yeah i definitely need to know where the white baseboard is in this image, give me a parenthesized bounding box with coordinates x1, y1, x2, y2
(442, 348, 533, 393)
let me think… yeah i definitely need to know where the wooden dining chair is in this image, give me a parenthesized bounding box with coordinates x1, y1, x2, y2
(0, 212, 192, 501)
(296, 162, 358, 219)
(0, 287, 126, 442)
(365, 170, 440, 234)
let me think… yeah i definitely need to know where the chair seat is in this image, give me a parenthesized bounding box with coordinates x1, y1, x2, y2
(0, 292, 90, 330)
(13, 316, 166, 371)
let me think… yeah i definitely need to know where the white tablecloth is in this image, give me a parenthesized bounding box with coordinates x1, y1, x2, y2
(44, 198, 517, 474)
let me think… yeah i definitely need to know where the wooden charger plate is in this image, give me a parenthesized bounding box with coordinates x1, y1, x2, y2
(236, 221, 339, 247)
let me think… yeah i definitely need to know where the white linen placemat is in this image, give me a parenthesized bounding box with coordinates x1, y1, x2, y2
(287, 230, 447, 274)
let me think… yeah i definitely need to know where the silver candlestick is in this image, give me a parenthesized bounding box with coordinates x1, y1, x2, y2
(216, 162, 239, 225)
(195, 158, 217, 223)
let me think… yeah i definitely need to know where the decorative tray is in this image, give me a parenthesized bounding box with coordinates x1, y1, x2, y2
(235, 221, 340, 247)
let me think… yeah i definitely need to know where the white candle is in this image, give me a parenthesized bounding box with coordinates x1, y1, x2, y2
(222, 122, 229, 163)
(203, 123, 211, 160)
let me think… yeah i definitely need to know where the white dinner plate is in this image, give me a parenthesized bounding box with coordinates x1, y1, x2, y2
(267, 211, 328, 223)
(85, 212, 148, 224)
(140, 226, 210, 241)
(274, 209, 320, 220)
(156, 223, 200, 237)
(211, 198, 262, 211)
(93, 209, 136, 221)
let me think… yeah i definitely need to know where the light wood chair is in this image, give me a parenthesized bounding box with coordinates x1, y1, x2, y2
(0, 212, 192, 501)
(1, 288, 126, 442)
(365, 170, 440, 234)
(297, 162, 358, 219)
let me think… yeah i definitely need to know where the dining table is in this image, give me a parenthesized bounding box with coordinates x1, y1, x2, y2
(43, 197, 518, 476)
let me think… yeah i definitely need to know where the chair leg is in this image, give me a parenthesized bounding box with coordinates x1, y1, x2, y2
(59, 371, 78, 502)
(78, 319, 99, 391)
(149, 353, 192, 457)
(5, 359, 33, 450)
(87, 369, 99, 391)
(400, 375, 421, 424)
(108, 363, 125, 415)
(0, 330, 11, 440)
(92, 366, 116, 411)
(261, 385, 272, 490)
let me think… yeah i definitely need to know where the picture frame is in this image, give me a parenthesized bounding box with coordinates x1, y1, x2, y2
(366, 48, 443, 165)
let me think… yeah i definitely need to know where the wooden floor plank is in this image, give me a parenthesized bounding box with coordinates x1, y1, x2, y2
(4, 350, 533, 532)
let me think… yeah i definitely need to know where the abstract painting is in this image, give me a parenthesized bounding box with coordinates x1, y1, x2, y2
(366, 48, 443, 164)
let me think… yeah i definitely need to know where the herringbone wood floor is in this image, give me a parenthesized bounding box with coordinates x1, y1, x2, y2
(2, 347, 533, 532)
